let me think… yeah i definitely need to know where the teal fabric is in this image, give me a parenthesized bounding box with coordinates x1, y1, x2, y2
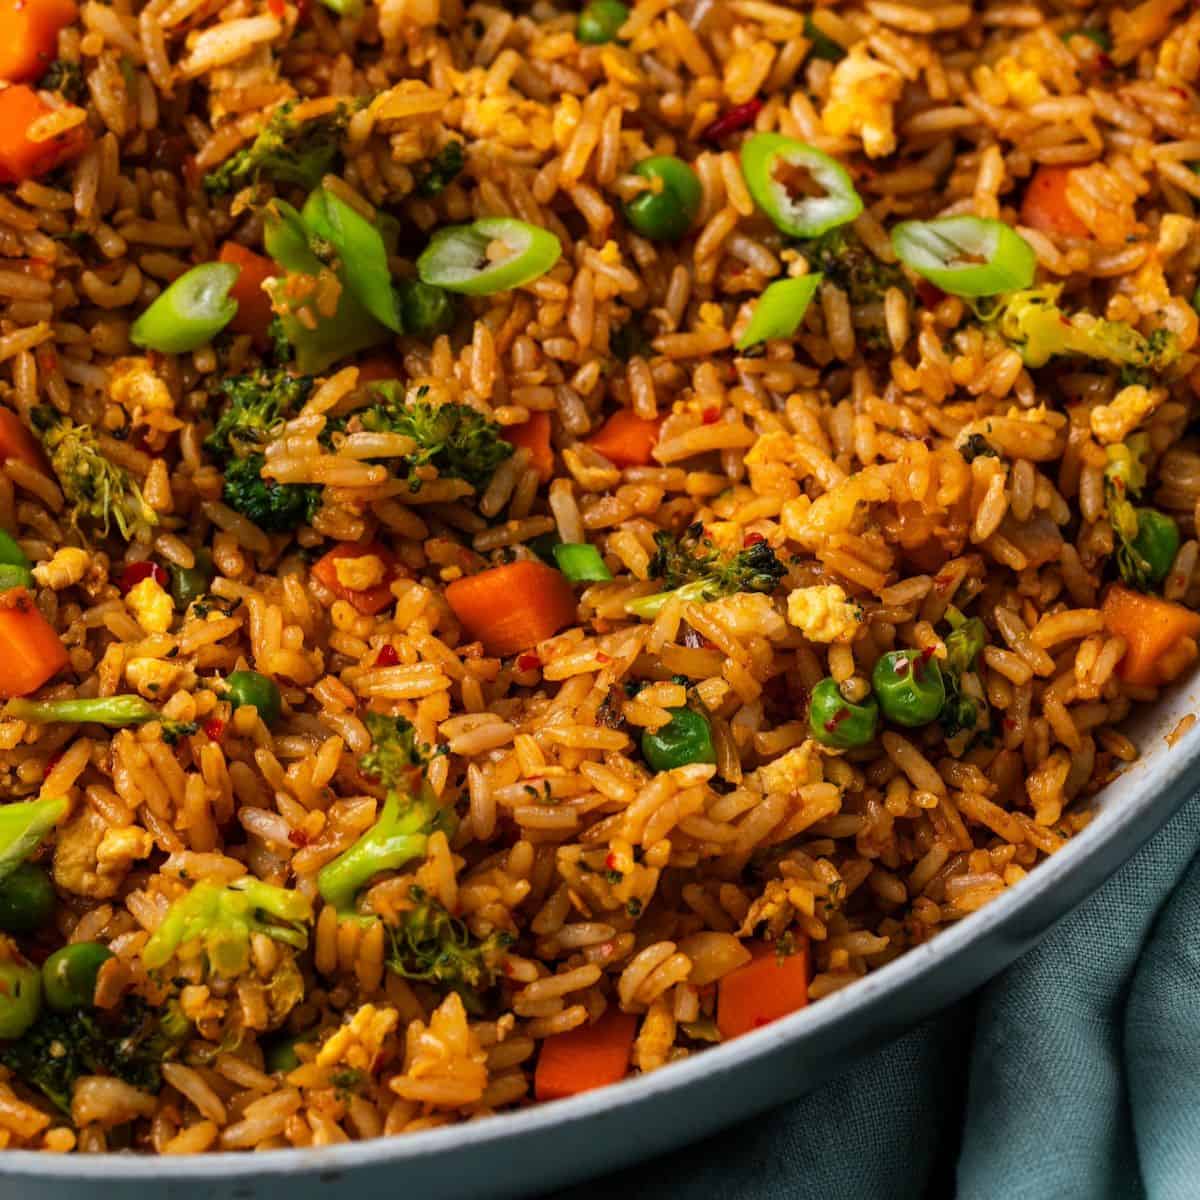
(566, 791, 1200, 1200)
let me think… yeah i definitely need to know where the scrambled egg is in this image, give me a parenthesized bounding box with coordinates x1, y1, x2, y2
(109, 357, 174, 414)
(317, 1003, 399, 1073)
(995, 56, 1046, 107)
(758, 742, 820, 797)
(125, 577, 173, 634)
(787, 584, 861, 644)
(125, 657, 183, 699)
(96, 826, 155, 879)
(1090, 385, 1162, 445)
(332, 554, 386, 591)
(822, 45, 904, 158)
(32, 547, 90, 590)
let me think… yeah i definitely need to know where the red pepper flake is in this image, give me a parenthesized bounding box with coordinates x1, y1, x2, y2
(915, 280, 946, 309)
(203, 717, 224, 741)
(596, 652, 610, 664)
(604, 852, 618, 871)
(119, 560, 168, 595)
(743, 531, 766, 547)
(43, 749, 63, 779)
(287, 828, 309, 848)
(376, 643, 399, 667)
(266, 0, 284, 14)
(701, 98, 763, 143)
(701, 406, 720, 425)
(516, 652, 541, 671)
(36, 348, 57, 372)
(920, 646, 936, 662)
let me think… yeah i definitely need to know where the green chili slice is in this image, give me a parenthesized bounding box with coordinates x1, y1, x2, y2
(891, 216, 1036, 298)
(417, 218, 562, 296)
(740, 133, 863, 239)
(737, 274, 822, 349)
(552, 543, 613, 583)
(130, 263, 240, 353)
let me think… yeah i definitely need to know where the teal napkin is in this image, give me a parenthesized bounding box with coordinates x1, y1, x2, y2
(567, 790, 1200, 1200)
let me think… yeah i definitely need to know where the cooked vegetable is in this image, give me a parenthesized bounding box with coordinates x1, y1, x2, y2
(938, 610, 987, 738)
(32, 408, 157, 540)
(641, 707, 716, 771)
(588, 409, 662, 468)
(0, 797, 67, 887)
(225, 669, 282, 726)
(0, 0, 77, 83)
(219, 241, 277, 344)
(41, 942, 112, 1011)
(891, 217, 1036, 298)
(803, 14, 845, 61)
(317, 713, 454, 917)
(311, 541, 397, 615)
(808, 677, 878, 749)
(872, 650, 945, 728)
(0, 564, 33, 593)
(986, 286, 1180, 371)
(413, 141, 465, 197)
(4, 695, 198, 741)
(533, 1009, 637, 1101)
(143, 878, 312, 975)
(129, 262, 240, 353)
(37, 57, 85, 102)
(740, 133, 862, 238)
(623, 156, 702, 242)
(446, 560, 578, 657)
(204, 369, 313, 462)
(0, 958, 42, 1039)
(736, 275, 821, 349)
(803, 227, 906, 308)
(417, 217, 562, 296)
(168, 548, 214, 609)
(0, 407, 47, 472)
(625, 522, 786, 620)
(221, 453, 320, 532)
(553, 542, 612, 583)
(395, 278, 456, 337)
(0, 530, 30, 572)
(504, 411, 554, 482)
(203, 101, 352, 195)
(0, 587, 69, 698)
(0, 85, 87, 183)
(1020, 165, 1089, 239)
(576, 0, 628, 44)
(716, 938, 810, 1039)
(1104, 438, 1179, 591)
(1101, 585, 1200, 687)
(0, 864, 55, 935)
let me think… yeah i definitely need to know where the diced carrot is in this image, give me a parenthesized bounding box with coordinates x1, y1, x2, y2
(0, 406, 47, 472)
(219, 241, 276, 347)
(1020, 165, 1090, 239)
(0, 85, 87, 183)
(0, 587, 69, 698)
(716, 938, 810, 1040)
(445, 560, 577, 658)
(311, 542, 398, 616)
(588, 410, 663, 468)
(1101, 584, 1200, 687)
(354, 356, 402, 385)
(533, 1009, 637, 1102)
(504, 412, 554, 483)
(0, 0, 77, 83)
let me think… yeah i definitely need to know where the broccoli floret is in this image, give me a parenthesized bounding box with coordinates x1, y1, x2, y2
(987, 286, 1181, 372)
(414, 141, 466, 197)
(625, 523, 786, 619)
(358, 384, 513, 492)
(1102, 434, 1174, 590)
(802, 228, 907, 308)
(221, 454, 320, 532)
(4, 696, 197, 743)
(205, 371, 314, 462)
(268, 316, 294, 365)
(958, 433, 1000, 464)
(0, 997, 189, 1114)
(142, 878, 313, 977)
(38, 59, 85, 103)
(203, 102, 352, 196)
(317, 714, 455, 917)
(385, 885, 511, 1011)
(938, 610, 987, 738)
(32, 408, 158, 542)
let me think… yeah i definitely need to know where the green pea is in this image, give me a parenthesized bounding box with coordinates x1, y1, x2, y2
(577, 0, 629, 44)
(641, 707, 716, 771)
(0, 529, 29, 569)
(42, 942, 113, 1011)
(809, 677, 878, 749)
(1132, 508, 1180, 587)
(0, 863, 56, 934)
(226, 669, 282, 726)
(0, 960, 41, 1038)
(169, 548, 214, 610)
(624, 157, 702, 242)
(871, 650, 946, 728)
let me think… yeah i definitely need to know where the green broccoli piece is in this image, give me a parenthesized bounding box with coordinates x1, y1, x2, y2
(4, 696, 197, 744)
(32, 408, 158, 542)
(38, 59, 85, 103)
(203, 102, 352, 196)
(317, 714, 456, 917)
(142, 878, 313, 977)
(414, 141, 466, 197)
(204, 371, 314, 462)
(0, 997, 189, 1114)
(958, 433, 1000, 464)
(987, 285, 1181, 372)
(1102, 435, 1179, 591)
(385, 885, 511, 1012)
(802, 228, 907, 308)
(358, 384, 513, 492)
(625, 522, 786, 619)
(938, 609, 987, 738)
(221, 454, 320, 532)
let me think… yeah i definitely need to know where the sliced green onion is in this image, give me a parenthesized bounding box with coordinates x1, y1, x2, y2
(740, 133, 862, 239)
(891, 216, 1036, 298)
(417, 218, 562, 296)
(0, 530, 28, 570)
(129, 263, 240, 353)
(302, 186, 401, 332)
(552, 543, 613, 583)
(0, 564, 34, 592)
(5, 695, 168, 728)
(736, 274, 822, 349)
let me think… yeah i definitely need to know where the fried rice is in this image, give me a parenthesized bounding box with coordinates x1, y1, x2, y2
(0, 0, 1197, 1158)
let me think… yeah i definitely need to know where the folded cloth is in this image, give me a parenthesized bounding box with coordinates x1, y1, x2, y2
(563, 790, 1200, 1200)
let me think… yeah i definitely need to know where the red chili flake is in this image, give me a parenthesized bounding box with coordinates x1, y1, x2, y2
(266, 0, 284, 14)
(516, 652, 541, 671)
(824, 708, 851, 733)
(36, 348, 57, 373)
(596, 652, 610, 664)
(376, 643, 399, 667)
(287, 828, 309, 848)
(701, 406, 720, 425)
(119, 560, 168, 594)
(203, 717, 224, 741)
(743, 531, 766, 548)
(604, 852, 618, 871)
(920, 646, 936, 661)
(915, 280, 946, 309)
(700, 98, 763, 143)
(43, 749, 63, 779)
(933, 572, 954, 593)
